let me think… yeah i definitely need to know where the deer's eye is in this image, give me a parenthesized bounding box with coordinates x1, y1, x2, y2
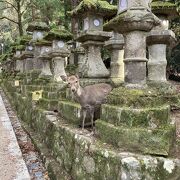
(75, 81, 78, 83)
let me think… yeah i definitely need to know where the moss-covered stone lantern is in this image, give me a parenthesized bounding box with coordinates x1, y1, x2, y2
(26, 16, 49, 41)
(70, 0, 117, 78)
(104, 0, 160, 88)
(146, 0, 178, 83)
(18, 35, 34, 72)
(44, 28, 72, 82)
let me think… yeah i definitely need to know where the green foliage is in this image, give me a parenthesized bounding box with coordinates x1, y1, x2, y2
(0, 54, 8, 62)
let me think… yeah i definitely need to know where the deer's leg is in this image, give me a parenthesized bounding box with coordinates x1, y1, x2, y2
(82, 108, 87, 130)
(90, 107, 94, 129)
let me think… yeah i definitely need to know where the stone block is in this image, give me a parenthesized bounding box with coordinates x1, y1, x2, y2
(96, 120, 175, 156)
(38, 98, 58, 111)
(101, 104, 170, 128)
(58, 101, 81, 125)
(107, 86, 180, 108)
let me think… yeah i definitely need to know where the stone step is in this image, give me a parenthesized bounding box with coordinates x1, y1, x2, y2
(95, 120, 175, 156)
(2, 79, 180, 179)
(101, 104, 171, 128)
(27, 108, 180, 180)
(42, 91, 59, 99)
(58, 100, 81, 125)
(37, 98, 58, 111)
(58, 100, 100, 126)
(107, 86, 180, 108)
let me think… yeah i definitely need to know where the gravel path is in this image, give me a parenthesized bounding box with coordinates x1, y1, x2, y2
(0, 89, 49, 180)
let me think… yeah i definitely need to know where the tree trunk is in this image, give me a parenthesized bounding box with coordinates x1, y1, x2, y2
(17, 0, 23, 36)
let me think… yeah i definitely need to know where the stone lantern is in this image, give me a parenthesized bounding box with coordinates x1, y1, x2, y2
(70, 0, 117, 78)
(104, 0, 160, 88)
(146, 0, 178, 82)
(44, 28, 72, 82)
(26, 15, 50, 72)
(26, 13, 49, 42)
(104, 32, 125, 85)
(17, 35, 34, 72)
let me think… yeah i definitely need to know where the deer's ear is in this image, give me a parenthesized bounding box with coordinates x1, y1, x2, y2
(61, 75, 68, 82)
(75, 74, 79, 79)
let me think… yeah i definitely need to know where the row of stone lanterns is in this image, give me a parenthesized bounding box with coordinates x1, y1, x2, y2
(9, 16, 73, 82)
(2, 0, 178, 88)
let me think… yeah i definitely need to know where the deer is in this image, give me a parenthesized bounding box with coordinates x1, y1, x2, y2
(67, 75, 112, 130)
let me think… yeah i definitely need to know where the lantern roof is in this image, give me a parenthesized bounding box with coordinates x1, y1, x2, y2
(44, 28, 73, 41)
(69, 0, 117, 17)
(151, 0, 179, 17)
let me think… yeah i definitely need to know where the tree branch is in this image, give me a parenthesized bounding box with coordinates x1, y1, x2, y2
(0, 0, 18, 12)
(0, 16, 19, 24)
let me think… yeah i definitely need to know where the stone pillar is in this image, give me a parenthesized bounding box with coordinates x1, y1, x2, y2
(81, 40, 110, 78)
(52, 57, 67, 82)
(23, 44, 34, 72)
(39, 54, 52, 77)
(147, 30, 175, 82)
(51, 49, 70, 82)
(124, 31, 147, 86)
(105, 33, 124, 84)
(16, 59, 24, 73)
(75, 46, 85, 77)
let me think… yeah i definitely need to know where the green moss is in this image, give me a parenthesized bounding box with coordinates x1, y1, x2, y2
(0, 54, 8, 62)
(34, 39, 52, 46)
(107, 86, 179, 108)
(16, 45, 26, 51)
(58, 101, 81, 125)
(96, 120, 175, 156)
(38, 98, 58, 110)
(19, 35, 32, 45)
(151, 1, 176, 9)
(44, 29, 73, 41)
(101, 104, 170, 128)
(70, 0, 117, 17)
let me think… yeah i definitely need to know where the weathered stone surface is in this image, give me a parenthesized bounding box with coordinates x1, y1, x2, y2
(147, 30, 176, 83)
(105, 32, 125, 84)
(81, 41, 110, 78)
(52, 57, 67, 82)
(58, 101, 81, 125)
(96, 120, 174, 156)
(16, 59, 24, 72)
(107, 86, 180, 108)
(101, 104, 170, 128)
